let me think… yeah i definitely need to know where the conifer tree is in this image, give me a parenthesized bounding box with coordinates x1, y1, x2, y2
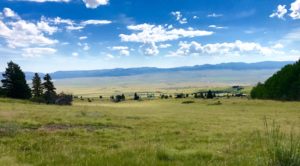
(32, 73, 43, 98)
(42, 74, 57, 104)
(1, 61, 31, 99)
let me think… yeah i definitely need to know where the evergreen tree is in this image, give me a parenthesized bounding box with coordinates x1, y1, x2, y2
(32, 73, 43, 98)
(1, 61, 31, 99)
(42, 74, 57, 104)
(134, 92, 140, 100)
(207, 90, 214, 99)
(251, 60, 300, 101)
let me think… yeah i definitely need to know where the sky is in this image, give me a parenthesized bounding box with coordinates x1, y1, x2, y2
(0, 0, 300, 72)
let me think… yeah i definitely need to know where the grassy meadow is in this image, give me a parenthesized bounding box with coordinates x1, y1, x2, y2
(0, 96, 299, 165)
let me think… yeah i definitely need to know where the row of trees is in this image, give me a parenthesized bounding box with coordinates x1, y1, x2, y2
(1, 61, 72, 105)
(251, 60, 300, 101)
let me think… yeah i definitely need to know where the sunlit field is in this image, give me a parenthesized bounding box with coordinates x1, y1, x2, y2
(0, 97, 299, 165)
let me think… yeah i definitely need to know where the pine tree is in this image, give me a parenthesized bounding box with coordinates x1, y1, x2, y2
(42, 74, 57, 104)
(32, 73, 43, 98)
(207, 90, 214, 99)
(1, 61, 31, 99)
(251, 60, 300, 101)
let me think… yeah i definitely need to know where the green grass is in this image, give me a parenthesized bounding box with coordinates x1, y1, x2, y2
(0, 97, 299, 165)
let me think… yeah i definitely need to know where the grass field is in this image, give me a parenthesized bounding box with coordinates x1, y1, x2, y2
(0, 97, 299, 165)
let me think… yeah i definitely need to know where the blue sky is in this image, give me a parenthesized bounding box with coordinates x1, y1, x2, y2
(0, 0, 300, 72)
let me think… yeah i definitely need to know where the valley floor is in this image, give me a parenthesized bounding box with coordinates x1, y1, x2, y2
(0, 98, 299, 165)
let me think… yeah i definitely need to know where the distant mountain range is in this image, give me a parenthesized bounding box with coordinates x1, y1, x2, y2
(0, 61, 294, 80)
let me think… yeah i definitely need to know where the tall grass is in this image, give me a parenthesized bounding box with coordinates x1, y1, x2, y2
(261, 119, 300, 166)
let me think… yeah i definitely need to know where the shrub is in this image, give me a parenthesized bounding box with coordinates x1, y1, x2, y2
(55, 93, 73, 105)
(133, 93, 140, 100)
(182, 100, 195, 104)
(261, 120, 300, 166)
(175, 93, 186, 99)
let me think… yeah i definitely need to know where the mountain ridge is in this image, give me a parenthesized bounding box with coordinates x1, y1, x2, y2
(0, 61, 294, 80)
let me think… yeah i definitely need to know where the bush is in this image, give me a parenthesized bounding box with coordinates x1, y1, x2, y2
(111, 94, 126, 102)
(133, 93, 140, 100)
(55, 93, 73, 105)
(182, 100, 195, 104)
(175, 93, 186, 99)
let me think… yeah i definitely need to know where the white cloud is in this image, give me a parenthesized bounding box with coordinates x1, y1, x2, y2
(140, 42, 159, 56)
(193, 16, 199, 19)
(120, 24, 213, 43)
(37, 20, 58, 35)
(81, 19, 112, 25)
(111, 46, 130, 56)
(159, 43, 172, 48)
(280, 28, 300, 43)
(72, 52, 79, 57)
(112, 46, 129, 50)
(82, 0, 109, 9)
(272, 43, 284, 49)
(105, 53, 114, 59)
(208, 25, 227, 29)
(290, 0, 300, 19)
(22, 47, 56, 57)
(3, 8, 19, 19)
(171, 11, 187, 24)
(83, 43, 90, 51)
(0, 15, 58, 48)
(79, 36, 88, 40)
(207, 13, 223, 18)
(66, 25, 84, 31)
(168, 40, 282, 57)
(52, 17, 74, 25)
(45, 17, 111, 31)
(270, 5, 287, 19)
(120, 23, 213, 56)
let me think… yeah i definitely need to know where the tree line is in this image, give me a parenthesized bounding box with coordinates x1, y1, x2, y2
(0, 61, 72, 105)
(251, 60, 300, 101)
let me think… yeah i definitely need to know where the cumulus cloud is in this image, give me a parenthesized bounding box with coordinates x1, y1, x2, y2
(140, 42, 159, 56)
(168, 40, 283, 57)
(119, 23, 213, 56)
(82, 0, 109, 9)
(37, 20, 58, 35)
(78, 42, 90, 51)
(111, 46, 130, 56)
(290, 0, 300, 19)
(0, 8, 58, 48)
(22, 47, 57, 57)
(171, 11, 187, 24)
(120, 24, 213, 43)
(270, 5, 287, 19)
(2, 7, 19, 19)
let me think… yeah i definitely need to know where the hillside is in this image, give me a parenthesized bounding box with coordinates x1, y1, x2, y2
(251, 60, 300, 100)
